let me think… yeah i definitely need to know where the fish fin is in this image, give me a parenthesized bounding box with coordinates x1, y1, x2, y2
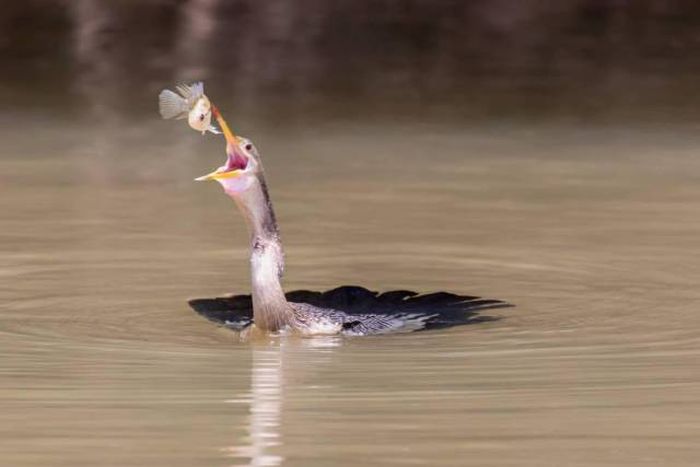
(175, 84, 192, 99)
(158, 89, 189, 120)
(189, 82, 205, 99)
(176, 82, 205, 106)
(176, 81, 203, 97)
(206, 125, 222, 135)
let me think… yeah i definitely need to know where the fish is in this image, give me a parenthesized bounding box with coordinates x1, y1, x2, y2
(158, 82, 220, 135)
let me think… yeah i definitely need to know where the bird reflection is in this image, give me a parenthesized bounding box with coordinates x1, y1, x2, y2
(222, 344, 284, 466)
(221, 338, 341, 466)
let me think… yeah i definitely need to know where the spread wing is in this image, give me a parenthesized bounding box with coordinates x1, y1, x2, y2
(189, 286, 510, 334)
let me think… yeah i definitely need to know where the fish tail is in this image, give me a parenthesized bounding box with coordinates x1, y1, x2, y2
(158, 89, 189, 119)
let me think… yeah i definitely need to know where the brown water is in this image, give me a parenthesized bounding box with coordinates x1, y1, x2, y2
(3, 117, 700, 466)
(4, 1, 700, 466)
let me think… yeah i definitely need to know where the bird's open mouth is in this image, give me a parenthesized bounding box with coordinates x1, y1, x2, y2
(225, 149, 248, 172)
(195, 147, 248, 181)
(195, 107, 249, 181)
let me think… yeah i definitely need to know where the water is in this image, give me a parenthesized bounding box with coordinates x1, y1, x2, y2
(3, 2, 700, 466)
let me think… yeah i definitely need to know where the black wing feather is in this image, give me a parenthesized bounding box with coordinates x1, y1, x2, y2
(189, 285, 511, 333)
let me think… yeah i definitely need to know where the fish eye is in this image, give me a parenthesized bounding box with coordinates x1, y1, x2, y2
(198, 113, 205, 121)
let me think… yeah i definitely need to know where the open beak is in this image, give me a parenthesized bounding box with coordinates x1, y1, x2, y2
(195, 106, 247, 182)
(194, 168, 242, 182)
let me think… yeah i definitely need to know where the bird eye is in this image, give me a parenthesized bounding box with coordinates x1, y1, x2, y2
(245, 143, 253, 151)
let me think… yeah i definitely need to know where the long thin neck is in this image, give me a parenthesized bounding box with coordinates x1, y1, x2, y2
(233, 174, 294, 332)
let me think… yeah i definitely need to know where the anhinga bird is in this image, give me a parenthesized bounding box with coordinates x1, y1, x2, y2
(190, 108, 509, 336)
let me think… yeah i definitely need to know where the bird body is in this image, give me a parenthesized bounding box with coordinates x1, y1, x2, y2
(156, 84, 508, 335)
(191, 109, 509, 335)
(191, 286, 507, 336)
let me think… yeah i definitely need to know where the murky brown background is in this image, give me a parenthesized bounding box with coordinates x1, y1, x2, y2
(2, 1, 700, 466)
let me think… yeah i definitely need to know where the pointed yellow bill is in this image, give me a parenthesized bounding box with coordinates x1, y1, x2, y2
(194, 168, 243, 181)
(212, 105, 239, 145)
(196, 104, 243, 181)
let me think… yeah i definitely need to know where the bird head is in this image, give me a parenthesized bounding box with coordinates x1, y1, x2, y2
(195, 107, 261, 195)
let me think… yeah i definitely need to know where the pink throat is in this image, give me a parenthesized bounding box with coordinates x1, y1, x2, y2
(226, 149, 248, 171)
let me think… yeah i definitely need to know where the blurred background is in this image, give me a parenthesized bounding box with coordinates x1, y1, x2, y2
(6, 0, 700, 124)
(2, 2, 700, 467)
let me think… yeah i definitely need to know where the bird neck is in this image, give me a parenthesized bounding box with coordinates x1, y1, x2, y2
(233, 175, 295, 332)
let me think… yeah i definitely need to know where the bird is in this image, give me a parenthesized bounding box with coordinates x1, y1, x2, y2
(190, 107, 510, 336)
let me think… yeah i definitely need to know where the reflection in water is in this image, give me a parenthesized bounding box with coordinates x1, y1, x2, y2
(10, 1, 700, 122)
(69, 0, 120, 119)
(223, 344, 284, 467)
(174, 0, 220, 83)
(223, 339, 341, 467)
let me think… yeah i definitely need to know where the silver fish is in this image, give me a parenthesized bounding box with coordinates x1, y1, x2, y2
(158, 82, 220, 135)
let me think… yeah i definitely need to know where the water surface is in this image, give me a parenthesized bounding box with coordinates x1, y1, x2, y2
(3, 117, 700, 466)
(2, 1, 700, 466)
